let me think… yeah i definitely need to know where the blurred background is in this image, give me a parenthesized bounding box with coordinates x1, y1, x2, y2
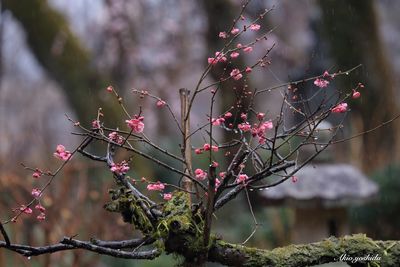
(0, 0, 399, 266)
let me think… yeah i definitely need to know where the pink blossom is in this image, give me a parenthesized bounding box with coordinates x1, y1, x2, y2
(53, 145, 72, 161)
(230, 52, 240, 59)
(231, 28, 240, 35)
(156, 100, 166, 107)
(126, 116, 144, 133)
(245, 67, 252, 73)
(92, 120, 101, 129)
(163, 193, 172, 201)
(106, 85, 113, 93)
(195, 148, 203, 155)
(31, 188, 41, 198)
(203, 143, 211, 151)
(240, 113, 247, 120)
(37, 213, 46, 221)
(212, 161, 219, 167)
(314, 78, 329, 88)
(215, 178, 221, 189)
(230, 69, 243, 80)
(352, 91, 361, 99)
(258, 136, 266, 145)
(212, 117, 225, 126)
(332, 103, 348, 113)
(215, 52, 227, 63)
(147, 182, 165, 191)
(237, 174, 248, 183)
(108, 131, 124, 144)
(238, 122, 251, 132)
(323, 71, 334, 80)
(32, 171, 42, 179)
(208, 57, 217, 65)
(292, 176, 298, 183)
(219, 172, 226, 179)
(249, 24, 261, 31)
(224, 112, 233, 119)
(195, 168, 207, 180)
(219, 31, 228, 38)
(211, 145, 219, 152)
(236, 43, 243, 49)
(257, 113, 265, 120)
(19, 205, 32, 214)
(243, 46, 253, 53)
(35, 204, 46, 212)
(110, 161, 130, 175)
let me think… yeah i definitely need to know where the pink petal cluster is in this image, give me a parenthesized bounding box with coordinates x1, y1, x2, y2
(352, 91, 361, 99)
(110, 161, 130, 175)
(163, 193, 172, 200)
(37, 213, 46, 221)
(238, 122, 251, 132)
(35, 204, 46, 212)
(147, 182, 165, 191)
(32, 170, 42, 179)
(292, 176, 298, 183)
(106, 85, 113, 93)
(208, 52, 227, 65)
(237, 174, 249, 183)
(92, 120, 101, 129)
(245, 67, 252, 73)
(53, 145, 72, 161)
(230, 52, 240, 59)
(224, 112, 233, 119)
(195, 168, 207, 180)
(332, 103, 348, 113)
(219, 172, 226, 179)
(212, 117, 225, 126)
(243, 46, 253, 53)
(219, 31, 228, 38)
(19, 205, 32, 214)
(126, 116, 144, 133)
(231, 28, 240, 35)
(230, 69, 243, 80)
(249, 24, 261, 31)
(108, 131, 124, 144)
(31, 188, 41, 198)
(156, 100, 166, 107)
(240, 113, 247, 120)
(314, 78, 329, 88)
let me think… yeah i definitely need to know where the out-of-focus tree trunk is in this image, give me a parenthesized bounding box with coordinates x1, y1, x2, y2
(318, 0, 400, 172)
(3, 0, 119, 126)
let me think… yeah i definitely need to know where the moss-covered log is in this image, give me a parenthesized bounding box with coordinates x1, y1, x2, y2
(209, 234, 400, 267)
(3, 0, 119, 125)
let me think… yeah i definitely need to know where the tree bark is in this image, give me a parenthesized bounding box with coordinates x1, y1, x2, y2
(208, 234, 400, 267)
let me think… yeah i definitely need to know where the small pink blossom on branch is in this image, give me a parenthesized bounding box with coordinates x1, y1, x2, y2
(219, 31, 228, 38)
(53, 145, 72, 161)
(147, 182, 165, 191)
(32, 170, 42, 179)
(156, 100, 166, 108)
(110, 161, 130, 175)
(19, 205, 32, 214)
(332, 103, 348, 113)
(230, 52, 240, 59)
(36, 213, 46, 221)
(314, 78, 329, 88)
(31, 188, 42, 198)
(126, 116, 144, 133)
(35, 204, 46, 212)
(243, 46, 253, 53)
(195, 169, 207, 180)
(163, 193, 172, 200)
(237, 174, 249, 183)
(231, 28, 240, 35)
(249, 24, 261, 31)
(230, 69, 243, 80)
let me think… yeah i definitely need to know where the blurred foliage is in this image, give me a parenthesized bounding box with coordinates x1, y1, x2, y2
(350, 164, 400, 239)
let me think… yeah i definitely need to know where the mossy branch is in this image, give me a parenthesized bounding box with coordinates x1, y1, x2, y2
(208, 234, 400, 267)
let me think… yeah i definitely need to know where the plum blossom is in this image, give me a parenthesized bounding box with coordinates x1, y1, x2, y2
(238, 122, 251, 132)
(352, 91, 361, 99)
(195, 148, 203, 155)
(32, 170, 42, 179)
(31, 188, 41, 198)
(212, 117, 225, 126)
(219, 172, 226, 179)
(126, 116, 144, 133)
(231, 28, 240, 35)
(230, 52, 240, 59)
(110, 161, 130, 175)
(195, 169, 207, 180)
(245, 67, 252, 73)
(203, 143, 211, 151)
(208, 52, 227, 65)
(147, 182, 165, 191)
(163, 193, 172, 200)
(19, 205, 32, 214)
(257, 113, 265, 120)
(240, 113, 247, 120)
(332, 103, 348, 113)
(249, 24, 261, 31)
(53, 145, 72, 161)
(211, 145, 219, 152)
(35, 204, 46, 212)
(156, 100, 166, 107)
(212, 161, 219, 167)
(37, 213, 46, 221)
(106, 86, 113, 93)
(219, 31, 228, 38)
(236, 43, 243, 49)
(237, 174, 248, 183)
(292, 176, 298, 183)
(108, 132, 124, 144)
(243, 46, 253, 53)
(314, 78, 329, 88)
(230, 69, 243, 80)
(224, 112, 233, 119)
(92, 120, 101, 129)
